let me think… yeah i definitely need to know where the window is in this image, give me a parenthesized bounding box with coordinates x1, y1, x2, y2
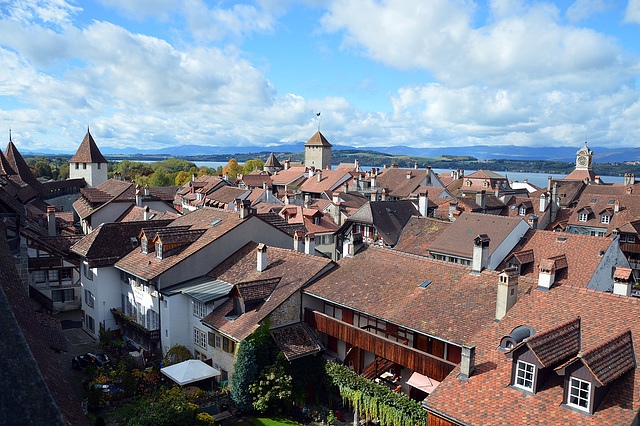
(578, 213, 588, 222)
(48, 270, 59, 282)
(222, 336, 235, 353)
(84, 289, 95, 308)
(601, 215, 610, 224)
(60, 269, 72, 280)
(97, 163, 101, 169)
(208, 332, 215, 347)
(220, 369, 228, 382)
(465, 180, 471, 187)
(34, 270, 47, 283)
(194, 349, 206, 360)
(85, 314, 95, 333)
(83, 163, 86, 170)
(215, 334, 222, 349)
(156, 242, 162, 259)
(194, 328, 207, 349)
(628, 235, 636, 243)
(75, 163, 79, 169)
(515, 360, 535, 390)
(518, 206, 526, 216)
(568, 377, 590, 410)
(193, 300, 206, 318)
(52, 289, 74, 302)
(483, 181, 489, 188)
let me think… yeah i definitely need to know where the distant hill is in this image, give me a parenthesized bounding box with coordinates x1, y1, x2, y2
(19, 143, 640, 163)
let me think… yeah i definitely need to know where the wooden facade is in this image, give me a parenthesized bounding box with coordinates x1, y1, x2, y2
(305, 309, 456, 382)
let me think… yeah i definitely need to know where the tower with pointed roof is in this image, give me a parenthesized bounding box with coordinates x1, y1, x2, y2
(263, 153, 283, 174)
(69, 129, 108, 187)
(304, 131, 332, 170)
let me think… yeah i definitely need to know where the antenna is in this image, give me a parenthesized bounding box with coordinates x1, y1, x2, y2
(9, 129, 11, 142)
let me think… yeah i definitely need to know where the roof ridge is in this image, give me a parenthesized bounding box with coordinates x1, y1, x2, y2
(580, 328, 631, 359)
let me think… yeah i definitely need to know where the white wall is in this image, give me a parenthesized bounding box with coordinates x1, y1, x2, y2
(70, 162, 107, 188)
(161, 294, 189, 350)
(81, 264, 122, 336)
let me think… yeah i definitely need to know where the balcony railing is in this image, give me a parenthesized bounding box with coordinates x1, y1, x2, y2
(305, 309, 456, 382)
(111, 308, 160, 342)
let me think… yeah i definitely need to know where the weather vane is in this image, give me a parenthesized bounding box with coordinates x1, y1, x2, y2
(316, 111, 321, 131)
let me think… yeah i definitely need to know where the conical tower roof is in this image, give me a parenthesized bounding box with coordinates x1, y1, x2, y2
(0, 150, 16, 176)
(264, 153, 282, 169)
(69, 130, 108, 163)
(5, 141, 45, 192)
(304, 131, 332, 147)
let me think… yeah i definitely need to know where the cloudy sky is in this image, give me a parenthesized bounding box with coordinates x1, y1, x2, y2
(0, 0, 639, 153)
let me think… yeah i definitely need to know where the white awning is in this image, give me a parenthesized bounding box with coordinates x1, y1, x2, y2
(161, 360, 220, 386)
(407, 371, 440, 394)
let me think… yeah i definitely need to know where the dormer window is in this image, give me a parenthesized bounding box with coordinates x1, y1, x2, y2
(465, 180, 471, 187)
(518, 206, 526, 216)
(483, 181, 489, 188)
(314, 216, 320, 225)
(568, 377, 591, 411)
(515, 360, 535, 391)
(141, 237, 148, 254)
(601, 214, 610, 224)
(579, 212, 588, 222)
(156, 242, 162, 259)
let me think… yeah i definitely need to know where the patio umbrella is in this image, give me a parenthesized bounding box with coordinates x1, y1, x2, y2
(161, 360, 220, 386)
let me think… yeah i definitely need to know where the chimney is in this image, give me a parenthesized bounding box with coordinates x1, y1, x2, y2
(381, 188, 388, 201)
(448, 200, 459, 221)
(414, 162, 418, 169)
(47, 206, 56, 236)
(263, 181, 268, 190)
(627, 186, 633, 195)
(495, 185, 499, 198)
(537, 259, 556, 291)
(595, 176, 602, 185)
(238, 199, 252, 219)
(539, 192, 549, 213)
(496, 268, 519, 320)
(354, 159, 360, 171)
(613, 267, 632, 296)
(370, 189, 378, 202)
(547, 176, 552, 191)
(135, 185, 142, 206)
(192, 173, 197, 181)
(371, 175, 377, 189)
(257, 243, 267, 272)
(475, 190, 486, 211)
(144, 184, 150, 196)
(614, 200, 620, 213)
(144, 206, 150, 221)
(332, 193, 340, 204)
(284, 159, 290, 170)
(528, 215, 538, 229)
(308, 166, 315, 178)
(472, 234, 490, 274)
(458, 345, 476, 381)
(551, 182, 559, 222)
(406, 171, 411, 180)
(293, 231, 305, 252)
(317, 170, 322, 183)
(418, 190, 428, 217)
(305, 233, 315, 255)
(426, 166, 432, 185)
(224, 173, 229, 181)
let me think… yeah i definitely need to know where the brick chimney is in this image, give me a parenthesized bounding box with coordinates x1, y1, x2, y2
(613, 267, 632, 296)
(458, 345, 476, 381)
(472, 234, 490, 274)
(305, 233, 315, 255)
(47, 206, 56, 236)
(418, 190, 428, 217)
(257, 243, 267, 272)
(496, 267, 519, 320)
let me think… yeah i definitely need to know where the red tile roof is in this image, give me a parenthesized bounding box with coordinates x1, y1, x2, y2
(393, 216, 451, 256)
(426, 285, 640, 425)
(510, 317, 581, 368)
(304, 131, 332, 147)
(271, 322, 323, 360)
(299, 169, 352, 194)
(575, 329, 635, 386)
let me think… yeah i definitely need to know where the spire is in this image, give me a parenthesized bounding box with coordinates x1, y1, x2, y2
(5, 139, 45, 192)
(69, 129, 107, 164)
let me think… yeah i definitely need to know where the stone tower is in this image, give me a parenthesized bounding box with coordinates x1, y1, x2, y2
(304, 131, 332, 170)
(69, 129, 108, 187)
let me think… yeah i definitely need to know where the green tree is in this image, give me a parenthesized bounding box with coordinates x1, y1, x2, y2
(116, 385, 198, 426)
(230, 339, 258, 412)
(241, 159, 264, 174)
(34, 161, 53, 179)
(148, 169, 173, 187)
(174, 170, 191, 186)
(162, 344, 192, 367)
(249, 363, 293, 414)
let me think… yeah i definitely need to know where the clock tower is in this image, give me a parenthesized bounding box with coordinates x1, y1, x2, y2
(575, 142, 593, 171)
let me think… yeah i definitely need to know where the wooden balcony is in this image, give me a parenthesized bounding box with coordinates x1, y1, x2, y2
(111, 308, 160, 342)
(305, 309, 456, 382)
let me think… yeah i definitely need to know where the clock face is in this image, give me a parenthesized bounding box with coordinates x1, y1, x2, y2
(577, 155, 588, 166)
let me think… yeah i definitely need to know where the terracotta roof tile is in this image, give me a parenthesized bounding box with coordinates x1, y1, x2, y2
(69, 131, 107, 163)
(271, 323, 322, 360)
(578, 329, 635, 386)
(393, 216, 451, 256)
(304, 131, 332, 147)
(512, 317, 581, 367)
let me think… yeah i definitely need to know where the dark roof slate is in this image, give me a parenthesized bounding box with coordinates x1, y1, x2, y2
(69, 131, 107, 163)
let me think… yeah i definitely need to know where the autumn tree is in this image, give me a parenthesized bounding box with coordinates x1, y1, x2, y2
(241, 159, 264, 174)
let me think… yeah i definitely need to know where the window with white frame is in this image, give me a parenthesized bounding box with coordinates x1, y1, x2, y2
(34, 270, 47, 283)
(518, 206, 526, 216)
(52, 289, 74, 302)
(568, 377, 590, 410)
(514, 360, 535, 390)
(141, 238, 148, 254)
(601, 214, 610, 224)
(579, 212, 588, 222)
(156, 242, 163, 259)
(194, 328, 207, 349)
(215, 334, 222, 349)
(84, 289, 95, 308)
(193, 300, 206, 318)
(48, 270, 59, 282)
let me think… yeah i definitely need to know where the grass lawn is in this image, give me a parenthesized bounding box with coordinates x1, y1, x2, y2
(250, 417, 301, 426)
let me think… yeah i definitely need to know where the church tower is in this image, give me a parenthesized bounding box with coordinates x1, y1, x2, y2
(304, 131, 332, 170)
(69, 129, 108, 187)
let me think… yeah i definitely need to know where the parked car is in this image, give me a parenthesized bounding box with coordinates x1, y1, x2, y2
(71, 352, 111, 370)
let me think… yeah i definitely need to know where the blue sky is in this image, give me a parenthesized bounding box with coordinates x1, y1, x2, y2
(0, 0, 639, 153)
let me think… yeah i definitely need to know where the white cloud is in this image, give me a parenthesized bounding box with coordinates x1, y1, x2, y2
(0, 0, 81, 27)
(624, 0, 640, 24)
(566, 0, 611, 22)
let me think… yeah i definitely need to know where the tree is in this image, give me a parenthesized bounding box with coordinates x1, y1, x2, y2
(162, 344, 192, 367)
(230, 339, 258, 412)
(148, 169, 173, 187)
(222, 159, 242, 178)
(34, 161, 53, 179)
(241, 159, 264, 174)
(174, 171, 191, 186)
(249, 363, 293, 414)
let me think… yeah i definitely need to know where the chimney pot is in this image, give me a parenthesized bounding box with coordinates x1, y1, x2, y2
(418, 191, 428, 217)
(305, 233, 315, 255)
(144, 205, 150, 221)
(458, 345, 476, 380)
(293, 231, 305, 252)
(472, 234, 490, 274)
(47, 206, 56, 236)
(496, 267, 519, 320)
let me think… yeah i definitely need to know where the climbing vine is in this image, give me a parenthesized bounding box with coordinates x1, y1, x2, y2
(325, 362, 429, 426)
